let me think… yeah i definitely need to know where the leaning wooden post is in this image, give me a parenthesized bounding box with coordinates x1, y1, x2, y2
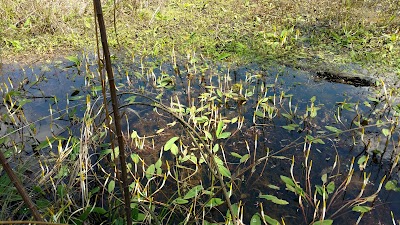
(0, 150, 43, 221)
(93, 1, 132, 225)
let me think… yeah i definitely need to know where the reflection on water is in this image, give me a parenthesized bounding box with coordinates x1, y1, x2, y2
(0, 58, 399, 224)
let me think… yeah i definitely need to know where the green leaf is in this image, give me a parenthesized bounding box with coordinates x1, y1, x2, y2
(164, 137, 179, 151)
(205, 198, 224, 207)
(216, 121, 224, 137)
(204, 130, 213, 140)
(263, 214, 281, 225)
(382, 128, 390, 136)
(146, 164, 156, 179)
(218, 164, 232, 178)
(280, 175, 295, 187)
(282, 124, 298, 131)
(108, 180, 115, 193)
(357, 155, 368, 165)
(131, 153, 140, 164)
(231, 152, 242, 158)
(321, 174, 327, 184)
(325, 126, 342, 134)
(250, 213, 262, 225)
(170, 144, 179, 155)
(213, 144, 219, 153)
(217, 131, 231, 139)
(172, 197, 189, 205)
(352, 205, 372, 213)
(327, 181, 335, 194)
(218, 52, 231, 60)
(312, 220, 333, 225)
(240, 154, 250, 163)
(385, 180, 398, 191)
(184, 185, 203, 199)
(259, 194, 289, 205)
(267, 184, 280, 190)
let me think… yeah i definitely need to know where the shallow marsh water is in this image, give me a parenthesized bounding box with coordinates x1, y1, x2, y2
(0, 58, 399, 224)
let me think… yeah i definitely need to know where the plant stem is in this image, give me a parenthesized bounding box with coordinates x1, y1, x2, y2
(93, 1, 132, 225)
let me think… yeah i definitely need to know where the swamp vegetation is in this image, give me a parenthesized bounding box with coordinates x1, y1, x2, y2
(1, 0, 400, 224)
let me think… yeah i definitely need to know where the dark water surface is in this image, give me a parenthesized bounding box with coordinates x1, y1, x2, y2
(1, 58, 399, 224)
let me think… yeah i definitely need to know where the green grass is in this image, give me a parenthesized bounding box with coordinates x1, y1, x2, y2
(1, 0, 399, 73)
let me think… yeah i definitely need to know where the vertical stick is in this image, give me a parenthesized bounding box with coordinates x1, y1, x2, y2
(0, 150, 43, 221)
(93, 1, 132, 225)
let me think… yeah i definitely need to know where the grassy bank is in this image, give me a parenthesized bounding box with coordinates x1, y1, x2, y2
(1, 0, 399, 72)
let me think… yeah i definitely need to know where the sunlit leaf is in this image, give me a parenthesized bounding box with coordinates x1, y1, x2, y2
(352, 205, 372, 213)
(184, 185, 203, 199)
(282, 124, 298, 131)
(164, 137, 179, 151)
(108, 180, 115, 193)
(382, 128, 390, 137)
(240, 154, 250, 163)
(327, 181, 335, 194)
(146, 164, 156, 179)
(280, 175, 295, 187)
(325, 126, 342, 134)
(218, 164, 231, 178)
(267, 184, 280, 190)
(216, 121, 224, 137)
(259, 194, 289, 205)
(213, 144, 219, 153)
(231, 152, 242, 158)
(173, 197, 189, 205)
(205, 198, 224, 207)
(217, 132, 231, 139)
(170, 144, 179, 155)
(250, 213, 262, 225)
(263, 214, 281, 225)
(385, 180, 399, 191)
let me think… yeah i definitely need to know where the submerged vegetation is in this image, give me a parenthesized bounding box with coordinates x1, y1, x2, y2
(1, 0, 400, 225)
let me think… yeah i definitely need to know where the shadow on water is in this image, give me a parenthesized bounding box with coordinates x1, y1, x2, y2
(0, 57, 399, 224)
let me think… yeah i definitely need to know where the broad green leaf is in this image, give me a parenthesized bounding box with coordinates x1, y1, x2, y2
(205, 198, 224, 207)
(170, 144, 179, 155)
(280, 175, 295, 187)
(204, 130, 213, 140)
(267, 184, 280, 190)
(108, 180, 115, 193)
(357, 155, 368, 165)
(218, 164, 232, 178)
(146, 164, 156, 179)
(240, 154, 250, 163)
(263, 214, 281, 225)
(164, 137, 179, 151)
(352, 205, 372, 213)
(184, 185, 203, 199)
(172, 197, 189, 205)
(250, 213, 262, 225)
(312, 220, 333, 225)
(217, 132, 231, 139)
(282, 124, 298, 131)
(231, 152, 242, 158)
(385, 180, 398, 191)
(213, 144, 219, 153)
(131, 153, 140, 164)
(155, 159, 162, 168)
(321, 174, 328, 184)
(259, 194, 289, 205)
(382, 128, 390, 136)
(327, 181, 335, 194)
(325, 126, 342, 133)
